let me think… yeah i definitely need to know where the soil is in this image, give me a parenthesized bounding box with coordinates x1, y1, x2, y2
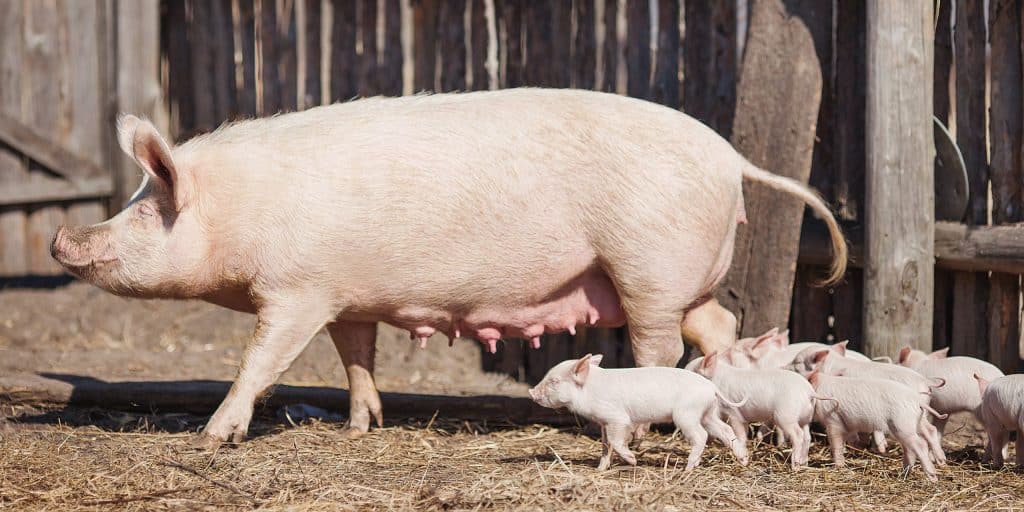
(1, 283, 1020, 511)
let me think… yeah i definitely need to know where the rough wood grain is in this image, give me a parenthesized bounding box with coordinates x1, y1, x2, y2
(932, 0, 953, 351)
(682, 0, 736, 138)
(115, 0, 162, 205)
(863, 0, 934, 358)
(986, 0, 1022, 372)
(951, 0, 988, 359)
(0, 373, 575, 425)
(412, 0, 438, 91)
(624, 0, 648, 99)
(0, 0, 28, 276)
(298, 0, 322, 108)
(330, 0, 358, 101)
(0, 113, 106, 180)
(234, 0, 258, 117)
(832, 0, 865, 222)
(714, 0, 823, 338)
(571, 0, 595, 90)
(651, 0, 678, 108)
(598, 0, 617, 92)
(437, 0, 465, 92)
(381, 0, 403, 95)
(24, 0, 66, 275)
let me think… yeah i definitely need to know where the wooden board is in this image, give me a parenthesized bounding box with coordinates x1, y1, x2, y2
(437, 0, 465, 92)
(863, 0, 934, 358)
(624, 0, 649, 99)
(682, 0, 736, 138)
(932, 0, 953, 351)
(715, 0, 823, 338)
(986, 0, 1022, 372)
(651, 0, 678, 108)
(951, 0, 989, 359)
(0, 0, 29, 276)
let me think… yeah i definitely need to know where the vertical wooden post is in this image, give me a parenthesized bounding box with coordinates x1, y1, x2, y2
(863, 0, 934, 358)
(986, 0, 1022, 373)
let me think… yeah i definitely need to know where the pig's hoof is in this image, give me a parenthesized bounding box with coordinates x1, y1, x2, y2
(925, 474, 938, 482)
(189, 433, 226, 450)
(340, 425, 368, 439)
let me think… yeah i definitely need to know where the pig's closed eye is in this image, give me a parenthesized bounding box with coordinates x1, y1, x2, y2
(136, 203, 156, 219)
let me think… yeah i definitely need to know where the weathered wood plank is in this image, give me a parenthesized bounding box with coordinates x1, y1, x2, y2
(932, 0, 953, 351)
(437, 0, 466, 91)
(831, 268, 864, 351)
(986, 0, 1022, 372)
(233, 0, 258, 117)
(0, 112, 106, 180)
(330, 0, 358, 101)
(832, 0, 865, 221)
(951, 0, 988, 359)
(257, 0, 281, 113)
(863, 0, 934, 358)
(682, 0, 736, 138)
(115, 0, 162, 205)
(714, 0, 823, 338)
(412, 0, 438, 91)
(651, 0, 678, 108)
(0, 176, 112, 207)
(625, 0, 649, 99)
(381, 0, 404, 95)
(355, 0, 379, 95)
(789, 267, 831, 343)
(24, 0, 66, 275)
(571, 0, 595, 90)
(163, 0, 194, 137)
(297, 0, 322, 108)
(500, 0, 524, 88)
(189, 0, 216, 131)
(598, 0, 616, 92)
(0, 0, 28, 276)
(276, 0, 298, 111)
(211, 0, 238, 120)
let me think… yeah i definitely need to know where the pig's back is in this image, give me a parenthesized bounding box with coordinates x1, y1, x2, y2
(985, 375, 1024, 428)
(815, 377, 921, 433)
(916, 357, 1003, 413)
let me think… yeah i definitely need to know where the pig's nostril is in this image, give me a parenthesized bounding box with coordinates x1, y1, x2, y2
(50, 226, 67, 258)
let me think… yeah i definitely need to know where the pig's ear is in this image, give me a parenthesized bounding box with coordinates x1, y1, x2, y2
(812, 350, 830, 366)
(807, 369, 820, 386)
(832, 340, 848, 356)
(776, 329, 791, 348)
(701, 351, 719, 373)
(589, 354, 604, 367)
(898, 346, 912, 365)
(973, 373, 989, 394)
(117, 114, 188, 209)
(572, 354, 593, 385)
(930, 348, 950, 359)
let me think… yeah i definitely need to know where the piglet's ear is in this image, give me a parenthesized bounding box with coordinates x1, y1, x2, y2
(930, 348, 950, 359)
(701, 351, 719, 373)
(776, 329, 791, 348)
(832, 340, 849, 356)
(117, 114, 189, 210)
(973, 373, 989, 394)
(812, 350, 830, 365)
(572, 354, 593, 385)
(807, 369, 820, 386)
(898, 346, 912, 364)
(589, 354, 604, 367)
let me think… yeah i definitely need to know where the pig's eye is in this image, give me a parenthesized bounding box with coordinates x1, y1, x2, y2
(136, 203, 156, 219)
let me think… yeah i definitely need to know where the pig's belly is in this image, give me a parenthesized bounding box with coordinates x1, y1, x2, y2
(350, 269, 626, 352)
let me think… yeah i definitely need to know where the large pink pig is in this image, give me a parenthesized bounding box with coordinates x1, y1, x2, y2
(49, 89, 847, 446)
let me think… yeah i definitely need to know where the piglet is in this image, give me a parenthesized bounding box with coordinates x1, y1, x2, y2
(796, 347, 946, 462)
(692, 351, 818, 468)
(898, 346, 1005, 440)
(809, 370, 947, 481)
(974, 374, 1024, 469)
(529, 354, 749, 471)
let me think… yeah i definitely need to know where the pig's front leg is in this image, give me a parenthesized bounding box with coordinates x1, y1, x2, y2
(604, 423, 638, 468)
(825, 424, 847, 468)
(327, 321, 383, 438)
(597, 425, 613, 471)
(194, 299, 332, 448)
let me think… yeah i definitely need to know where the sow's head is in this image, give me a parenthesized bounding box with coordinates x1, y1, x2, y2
(51, 115, 213, 298)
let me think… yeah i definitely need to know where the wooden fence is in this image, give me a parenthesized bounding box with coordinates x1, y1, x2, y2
(2, 0, 1021, 380)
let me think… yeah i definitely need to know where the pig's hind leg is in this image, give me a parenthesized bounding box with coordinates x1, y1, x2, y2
(672, 413, 709, 471)
(328, 321, 383, 438)
(196, 299, 334, 447)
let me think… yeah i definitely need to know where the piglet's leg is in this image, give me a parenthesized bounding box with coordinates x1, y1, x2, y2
(825, 424, 847, 468)
(328, 321, 382, 439)
(606, 424, 637, 467)
(196, 299, 333, 447)
(597, 426, 613, 471)
(680, 298, 737, 356)
(1015, 427, 1024, 468)
(987, 425, 1009, 469)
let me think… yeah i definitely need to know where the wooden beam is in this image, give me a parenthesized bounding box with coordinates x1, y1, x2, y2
(863, 0, 934, 358)
(799, 222, 1024, 276)
(0, 176, 112, 207)
(0, 373, 574, 426)
(715, 0, 822, 338)
(0, 111, 106, 180)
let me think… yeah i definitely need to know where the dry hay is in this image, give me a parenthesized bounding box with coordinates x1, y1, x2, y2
(1, 407, 1022, 511)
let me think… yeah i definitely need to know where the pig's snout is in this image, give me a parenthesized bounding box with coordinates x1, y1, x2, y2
(50, 224, 116, 269)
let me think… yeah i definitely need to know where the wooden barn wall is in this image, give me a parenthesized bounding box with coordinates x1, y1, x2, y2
(0, 0, 114, 281)
(152, 0, 1021, 379)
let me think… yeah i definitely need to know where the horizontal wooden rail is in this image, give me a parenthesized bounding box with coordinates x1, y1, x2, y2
(0, 176, 113, 206)
(799, 221, 1024, 275)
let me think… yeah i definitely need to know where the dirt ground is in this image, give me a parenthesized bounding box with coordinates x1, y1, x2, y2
(2, 284, 1022, 511)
